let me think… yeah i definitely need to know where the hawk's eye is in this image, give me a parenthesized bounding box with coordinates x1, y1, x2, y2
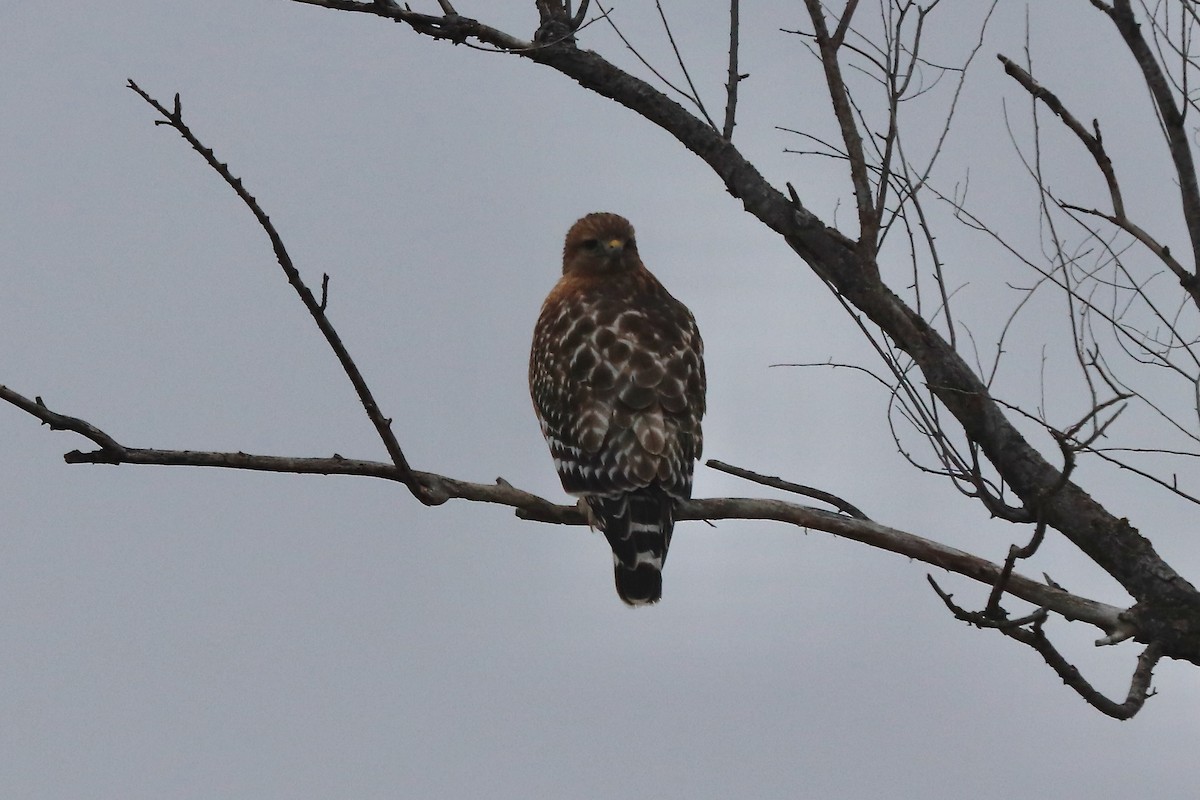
(581, 238, 600, 251)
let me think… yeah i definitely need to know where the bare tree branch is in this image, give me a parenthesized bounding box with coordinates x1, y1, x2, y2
(928, 575, 1153, 717)
(706, 459, 869, 520)
(831, 0, 861, 48)
(927, 574, 1049, 631)
(0, 382, 1132, 643)
(291, 0, 532, 49)
(998, 54, 1200, 308)
(1104, 0, 1200, 288)
(0, 387, 124, 452)
(998, 54, 1126, 218)
(593, 2, 715, 123)
(5, 1, 1193, 715)
(722, 0, 743, 140)
(570, 0, 590, 32)
(651, 1, 719, 132)
(1059, 201, 1194, 287)
(73, 0, 1169, 670)
(802, 0, 878, 252)
(1002, 622, 1161, 720)
(125, 80, 438, 506)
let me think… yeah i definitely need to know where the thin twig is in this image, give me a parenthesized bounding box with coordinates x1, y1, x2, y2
(930, 573, 1157, 718)
(706, 458, 869, 519)
(592, 1, 716, 126)
(126, 80, 438, 506)
(998, 55, 1126, 217)
(982, 431, 1077, 614)
(999, 52, 1200, 309)
(653, 1, 719, 132)
(721, 0, 743, 140)
(0, 386, 125, 452)
(1059, 201, 1196, 292)
(927, 575, 1049, 630)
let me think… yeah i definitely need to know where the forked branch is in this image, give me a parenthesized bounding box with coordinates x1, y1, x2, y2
(998, 54, 1200, 307)
(1105, 0, 1200, 282)
(1002, 621, 1162, 720)
(928, 575, 1156, 719)
(802, 0, 877, 251)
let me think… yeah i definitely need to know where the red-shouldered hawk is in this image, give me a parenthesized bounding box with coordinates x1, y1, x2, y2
(530, 212, 706, 605)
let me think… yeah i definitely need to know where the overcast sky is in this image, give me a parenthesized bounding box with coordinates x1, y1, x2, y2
(3, 2, 1198, 798)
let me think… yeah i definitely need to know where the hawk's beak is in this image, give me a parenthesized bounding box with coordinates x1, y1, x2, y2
(602, 239, 625, 256)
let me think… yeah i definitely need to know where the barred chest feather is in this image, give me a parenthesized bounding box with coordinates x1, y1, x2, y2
(529, 267, 704, 501)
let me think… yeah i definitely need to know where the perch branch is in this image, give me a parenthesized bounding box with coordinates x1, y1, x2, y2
(0, 384, 1130, 642)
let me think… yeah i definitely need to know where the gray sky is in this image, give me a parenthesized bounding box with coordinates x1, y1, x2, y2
(3, 2, 1198, 798)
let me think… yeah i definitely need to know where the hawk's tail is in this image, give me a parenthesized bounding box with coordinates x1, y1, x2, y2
(588, 488, 675, 606)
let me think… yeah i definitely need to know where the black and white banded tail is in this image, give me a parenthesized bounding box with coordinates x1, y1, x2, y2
(587, 487, 675, 606)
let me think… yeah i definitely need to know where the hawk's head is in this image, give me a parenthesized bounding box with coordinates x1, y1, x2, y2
(562, 212, 640, 276)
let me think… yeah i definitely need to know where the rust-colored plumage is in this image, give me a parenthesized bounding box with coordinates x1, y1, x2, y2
(529, 213, 706, 605)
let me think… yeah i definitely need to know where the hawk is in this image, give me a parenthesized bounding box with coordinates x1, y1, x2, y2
(529, 212, 706, 605)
